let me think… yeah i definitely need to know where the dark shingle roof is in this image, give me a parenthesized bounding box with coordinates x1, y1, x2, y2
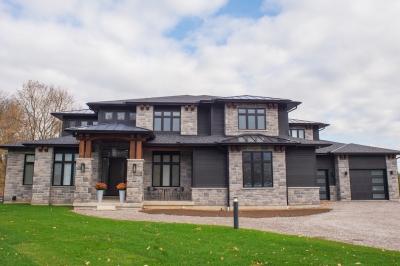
(87, 95, 219, 106)
(221, 134, 299, 144)
(316, 141, 400, 155)
(0, 141, 27, 148)
(145, 134, 227, 145)
(51, 109, 97, 120)
(289, 118, 330, 128)
(217, 95, 290, 101)
(22, 136, 79, 146)
(65, 123, 154, 137)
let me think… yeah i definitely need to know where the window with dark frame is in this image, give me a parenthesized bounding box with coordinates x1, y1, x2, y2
(242, 152, 273, 187)
(105, 112, 113, 120)
(289, 129, 305, 138)
(238, 108, 266, 130)
(154, 111, 180, 132)
(53, 152, 79, 186)
(117, 112, 126, 120)
(23, 154, 35, 185)
(152, 152, 180, 187)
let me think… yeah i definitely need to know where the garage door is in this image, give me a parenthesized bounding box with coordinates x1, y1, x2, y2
(350, 170, 388, 200)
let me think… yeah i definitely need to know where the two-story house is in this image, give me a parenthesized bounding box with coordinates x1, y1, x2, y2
(1, 95, 399, 209)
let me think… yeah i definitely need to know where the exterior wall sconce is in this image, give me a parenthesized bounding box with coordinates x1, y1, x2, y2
(390, 171, 394, 175)
(345, 171, 348, 176)
(133, 164, 136, 173)
(81, 163, 85, 172)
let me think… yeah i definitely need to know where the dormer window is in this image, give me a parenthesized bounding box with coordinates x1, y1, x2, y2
(154, 110, 180, 132)
(105, 112, 113, 120)
(238, 108, 266, 130)
(117, 112, 125, 120)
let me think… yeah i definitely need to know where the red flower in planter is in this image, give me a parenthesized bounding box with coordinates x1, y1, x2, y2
(116, 183, 127, 190)
(94, 182, 107, 190)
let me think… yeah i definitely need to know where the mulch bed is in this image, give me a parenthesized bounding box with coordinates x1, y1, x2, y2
(139, 208, 331, 218)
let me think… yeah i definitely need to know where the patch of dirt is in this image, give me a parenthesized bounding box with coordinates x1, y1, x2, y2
(139, 208, 331, 218)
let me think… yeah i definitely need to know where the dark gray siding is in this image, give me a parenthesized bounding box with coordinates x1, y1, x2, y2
(349, 155, 386, 169)
(197, 105, 211, 136)
(278, 104, 288, 136)
(211, 105, 224, 135)
(286, 147, 317, 187)
(62, 115, 98, 136)
(192, 147, 227, 188)
(316, 155, 336, 185)
(313, 126, 320, 140)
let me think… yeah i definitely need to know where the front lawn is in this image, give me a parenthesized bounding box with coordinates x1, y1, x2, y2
(0, 203, 399, 265)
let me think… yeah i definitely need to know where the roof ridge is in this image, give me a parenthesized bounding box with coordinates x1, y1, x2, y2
(330, 143, 348, 153)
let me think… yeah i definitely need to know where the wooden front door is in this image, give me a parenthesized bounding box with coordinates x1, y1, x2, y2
(108, 158, 127, 196)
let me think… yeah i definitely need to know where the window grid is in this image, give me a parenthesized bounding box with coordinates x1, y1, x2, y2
(289, 129, 305, 138)
(238, 108, 266, 130)
(152, 152, 180, 187)
(53, 152, 79, 186)
(242, 152, 273, 187)
(154, 111, 180, 132)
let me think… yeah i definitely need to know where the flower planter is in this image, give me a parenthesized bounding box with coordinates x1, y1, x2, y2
(97, 190, 104, 203)
(119, 190, 126, 203)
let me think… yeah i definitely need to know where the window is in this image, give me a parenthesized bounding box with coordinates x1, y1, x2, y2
(129, 112, 136, 121)
(53, 152, 79, 186)
(154, 111, 180, 132)
(81, 121, 88, 126)
(289, 129, 305, 138)
(69, 120, 77, 127)
(105, 112, 113, 120)
(238, 108, 266, 130)
(243, 152, 273, 187)
(117, 112, 125, 120)
(152, 152, 180, 187)
(92, 121, 98, 126)
(23, 154, 35, 185)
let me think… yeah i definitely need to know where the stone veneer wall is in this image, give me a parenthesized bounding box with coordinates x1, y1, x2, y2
(386, 156, 399, 200)
(142, 150, 192, 195)
(329, 186, 338, 201)
(334, 156, 351, 201)
(287, 187, 320, 206)
(192, 188, 227, 206)
(89, 145, 101, 200)
(225, 103, 279, 136)
(50, 187, 75, 205)
(229, 146, 287, 207)
(136, 105, 154, 130)
(180, 106, 197, 135)
(126, 159, 144, 204)
(3, 149, 35, 203)
(73, 158, 93, 203)
(31, 147, 54, 205)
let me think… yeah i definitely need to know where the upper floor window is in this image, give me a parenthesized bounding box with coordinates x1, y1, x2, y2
(105, 112, 113, 120)
(243, 152, 273, 187)
(117, 112, 125, 120)
(53, 152, 79, 186)
(154, 111, 180, 132)
(23, 154, 35, 185)
(238, 108, 266, 130)
(129, 112, 136, 121)
(289, 129, 305, 138)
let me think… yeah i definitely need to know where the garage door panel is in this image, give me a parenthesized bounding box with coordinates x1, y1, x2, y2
(350, 170, 387, 200)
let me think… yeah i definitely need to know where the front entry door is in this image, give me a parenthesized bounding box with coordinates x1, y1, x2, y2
(108, 158, 127, 196)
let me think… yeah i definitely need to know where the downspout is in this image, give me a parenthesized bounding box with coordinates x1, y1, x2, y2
(218, 144, 230, 211)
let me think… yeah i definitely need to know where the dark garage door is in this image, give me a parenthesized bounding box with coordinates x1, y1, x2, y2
(350, 170, 388, 200)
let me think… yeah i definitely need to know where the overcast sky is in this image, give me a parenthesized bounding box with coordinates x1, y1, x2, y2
(1, 0, 399, 152)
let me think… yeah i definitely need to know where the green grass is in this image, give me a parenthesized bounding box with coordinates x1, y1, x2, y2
(0, 204, 399, 265)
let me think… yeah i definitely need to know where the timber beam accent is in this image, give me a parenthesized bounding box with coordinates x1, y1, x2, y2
(74, 133, 150, 159)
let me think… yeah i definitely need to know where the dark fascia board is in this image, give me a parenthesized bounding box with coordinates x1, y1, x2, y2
(289, 122, 330, 128)
(23, 144, 79, 148)
(51, 111, 98, 120)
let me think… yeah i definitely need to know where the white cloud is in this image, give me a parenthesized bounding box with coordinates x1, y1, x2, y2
(0, 0, 400, 152)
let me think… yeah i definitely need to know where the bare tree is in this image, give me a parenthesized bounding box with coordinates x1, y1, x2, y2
(16, 80, 79, 140)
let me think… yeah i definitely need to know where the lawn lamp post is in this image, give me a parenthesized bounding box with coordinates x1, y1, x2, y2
(233, 197, 239, 229)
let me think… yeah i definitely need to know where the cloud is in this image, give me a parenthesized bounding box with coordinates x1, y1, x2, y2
(0, 0, 400, 152)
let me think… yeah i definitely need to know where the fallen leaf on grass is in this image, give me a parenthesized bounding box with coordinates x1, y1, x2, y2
(233, 247, 239, 251)
(85, 261, 90, 265)
(146, 246, 150, 250)
(159, 247, 164, 251)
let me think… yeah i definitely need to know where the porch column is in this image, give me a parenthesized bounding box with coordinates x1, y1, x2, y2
(126, 159, 144, 205)
(31, 147, 54, 205)
(73, 158, 93, 203)
(334, 155, 351, 201)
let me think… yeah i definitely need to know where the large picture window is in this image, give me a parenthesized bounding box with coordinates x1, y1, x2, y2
(152, 152, 180, 187)
(154, 111, 180, 132)
(238, 108, 266, 130)
(243, 152, 273, 187)
(53, 152, 79, 186)
(23, 154, 35, 185)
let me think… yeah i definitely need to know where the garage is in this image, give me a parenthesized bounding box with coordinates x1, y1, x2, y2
(349, 155, 388, 200)
(350, 169, 388, 200)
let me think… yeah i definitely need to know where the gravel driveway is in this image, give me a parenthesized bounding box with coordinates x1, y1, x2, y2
(74, 201, 400, 252)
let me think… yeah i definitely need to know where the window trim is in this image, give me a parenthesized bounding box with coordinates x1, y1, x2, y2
(152, 152, 180, 187)
(52, 152, 78, 186)
(242, 151, 273, 188)
(238, 108, 266, 130)
(104, 111, 113, 120)
(153, 110, 181, 132)
(23, 154, 35, 185)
